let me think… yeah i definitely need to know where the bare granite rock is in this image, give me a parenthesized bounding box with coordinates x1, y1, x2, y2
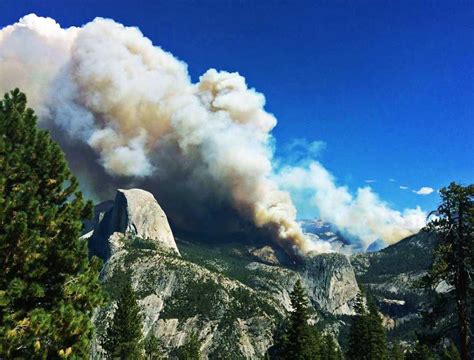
(89, 188, 179, 259)
(302, 253, 359, 315)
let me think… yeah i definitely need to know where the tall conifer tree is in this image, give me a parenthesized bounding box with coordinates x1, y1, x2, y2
(279, 279, 321, 359)
(420, 182, 473, 360)
(347, 292, 388, 360)
(441, 343, 461, 360)
(102, 280, 144, 359)
(321, 333, 343, 360)
(405, 343, 438, 360)
(144, 334, 163, 360)
(390, 342, 405, 360)
(366, 300, 389, 359)
(174, 332, 203, 360)
(0, 89, 104, 358)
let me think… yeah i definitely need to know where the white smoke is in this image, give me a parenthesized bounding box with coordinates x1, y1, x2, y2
(0, 14, 426, 254)
(278, 162, 426, 250)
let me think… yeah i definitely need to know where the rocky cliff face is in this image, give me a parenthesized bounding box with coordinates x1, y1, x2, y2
(88, 188, 179, 259)
(92, 240, 279, 359)
(303, 253, 359, 315)
(350, 232, 438, 340)
(92, 242, 361, 359)
(88, 189, 365, 359)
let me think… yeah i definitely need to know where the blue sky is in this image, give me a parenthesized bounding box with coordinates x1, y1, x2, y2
(1, 0, 473, 215)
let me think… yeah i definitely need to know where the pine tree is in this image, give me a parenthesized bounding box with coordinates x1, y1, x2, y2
(440, 343, 461, 360)
(278, 279, 321, 359)
(321, 333, 343, 360)
(347, 293, 370, 359)
(102, 280, 144, 359)
(366, 299, 389, 359)
(405, 343, 438, 360)
(144, 334, 163, 360)
(174, 332, 202, 360)
(0, 89, 104, 358)
(346, 292, 388, 360)
(420, 182, 473, 360)
(390, 342, 405, 360)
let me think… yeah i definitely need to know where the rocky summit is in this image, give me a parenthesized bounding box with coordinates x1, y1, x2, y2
(86, 188, 436, 359)
(88, 189, 179, 259)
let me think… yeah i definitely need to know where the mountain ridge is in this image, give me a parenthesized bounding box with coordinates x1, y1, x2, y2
(86, 188, 436, 358)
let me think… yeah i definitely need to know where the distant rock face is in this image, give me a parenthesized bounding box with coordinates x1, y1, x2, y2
(250, 246, 281, 265)
(302, 253, 359, 315)
(88, 189, 179, 259)
(350, 232, 437, 335)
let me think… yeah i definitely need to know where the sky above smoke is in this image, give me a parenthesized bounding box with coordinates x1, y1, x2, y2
(0, 14, 427, 254)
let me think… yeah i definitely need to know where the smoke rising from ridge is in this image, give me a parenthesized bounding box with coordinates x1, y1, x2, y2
(278, 162, 426, 250)
(0, 14, 426, 254)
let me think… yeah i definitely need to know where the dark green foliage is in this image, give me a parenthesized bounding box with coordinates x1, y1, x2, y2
(126, 236, 159, 251)
(351, 232, 437, 343)
(440, 343, 461, 360)
(269, 281, 344, 359)
(102, 264, 130, 300)
(346, 293, 389, 360)
(161, 275, 278, 327)
(283, 279, 321, 359)
(355, 233, 437, 283)
(390, 342, 404, 360)
(405, 342, 461, 360)
(226, 286, 280, 323)
(144, 335, 163, 360)
(176, 237, 265, 285)
(172, 332, 202, 360)
(102, 281, 144, 359)
(366, 300, 389, 359)
(347, 294, 370, 359)
(161, 278, 222, 321)
(321, 333, 343, 360)
(419, 183, 473, 360)
(274, 279, 322, 359)
(0, 89, 104, 358)
(405, 343, 438, 360)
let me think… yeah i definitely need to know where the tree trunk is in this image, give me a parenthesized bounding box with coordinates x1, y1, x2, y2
(456, 266, 471, 360)
(455, 204, 471, 360)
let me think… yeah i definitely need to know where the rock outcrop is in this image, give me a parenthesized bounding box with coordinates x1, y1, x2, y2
(302, 253, 359, 315)
(88, 189, 179, 259)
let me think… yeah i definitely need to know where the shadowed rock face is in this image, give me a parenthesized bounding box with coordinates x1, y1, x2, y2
(88, 188, 179, 259)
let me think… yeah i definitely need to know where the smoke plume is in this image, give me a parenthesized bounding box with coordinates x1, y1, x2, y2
(278, 162, 426, 250)
(0, 14, 426, 254)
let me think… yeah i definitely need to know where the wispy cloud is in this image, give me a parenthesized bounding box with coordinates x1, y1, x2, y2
(414, 187, 434, 195)
(364, 179, 377, 183)
(283, 138, 326, 165)
(399, 186, 409, 190)
(389, 178, 396, 182)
